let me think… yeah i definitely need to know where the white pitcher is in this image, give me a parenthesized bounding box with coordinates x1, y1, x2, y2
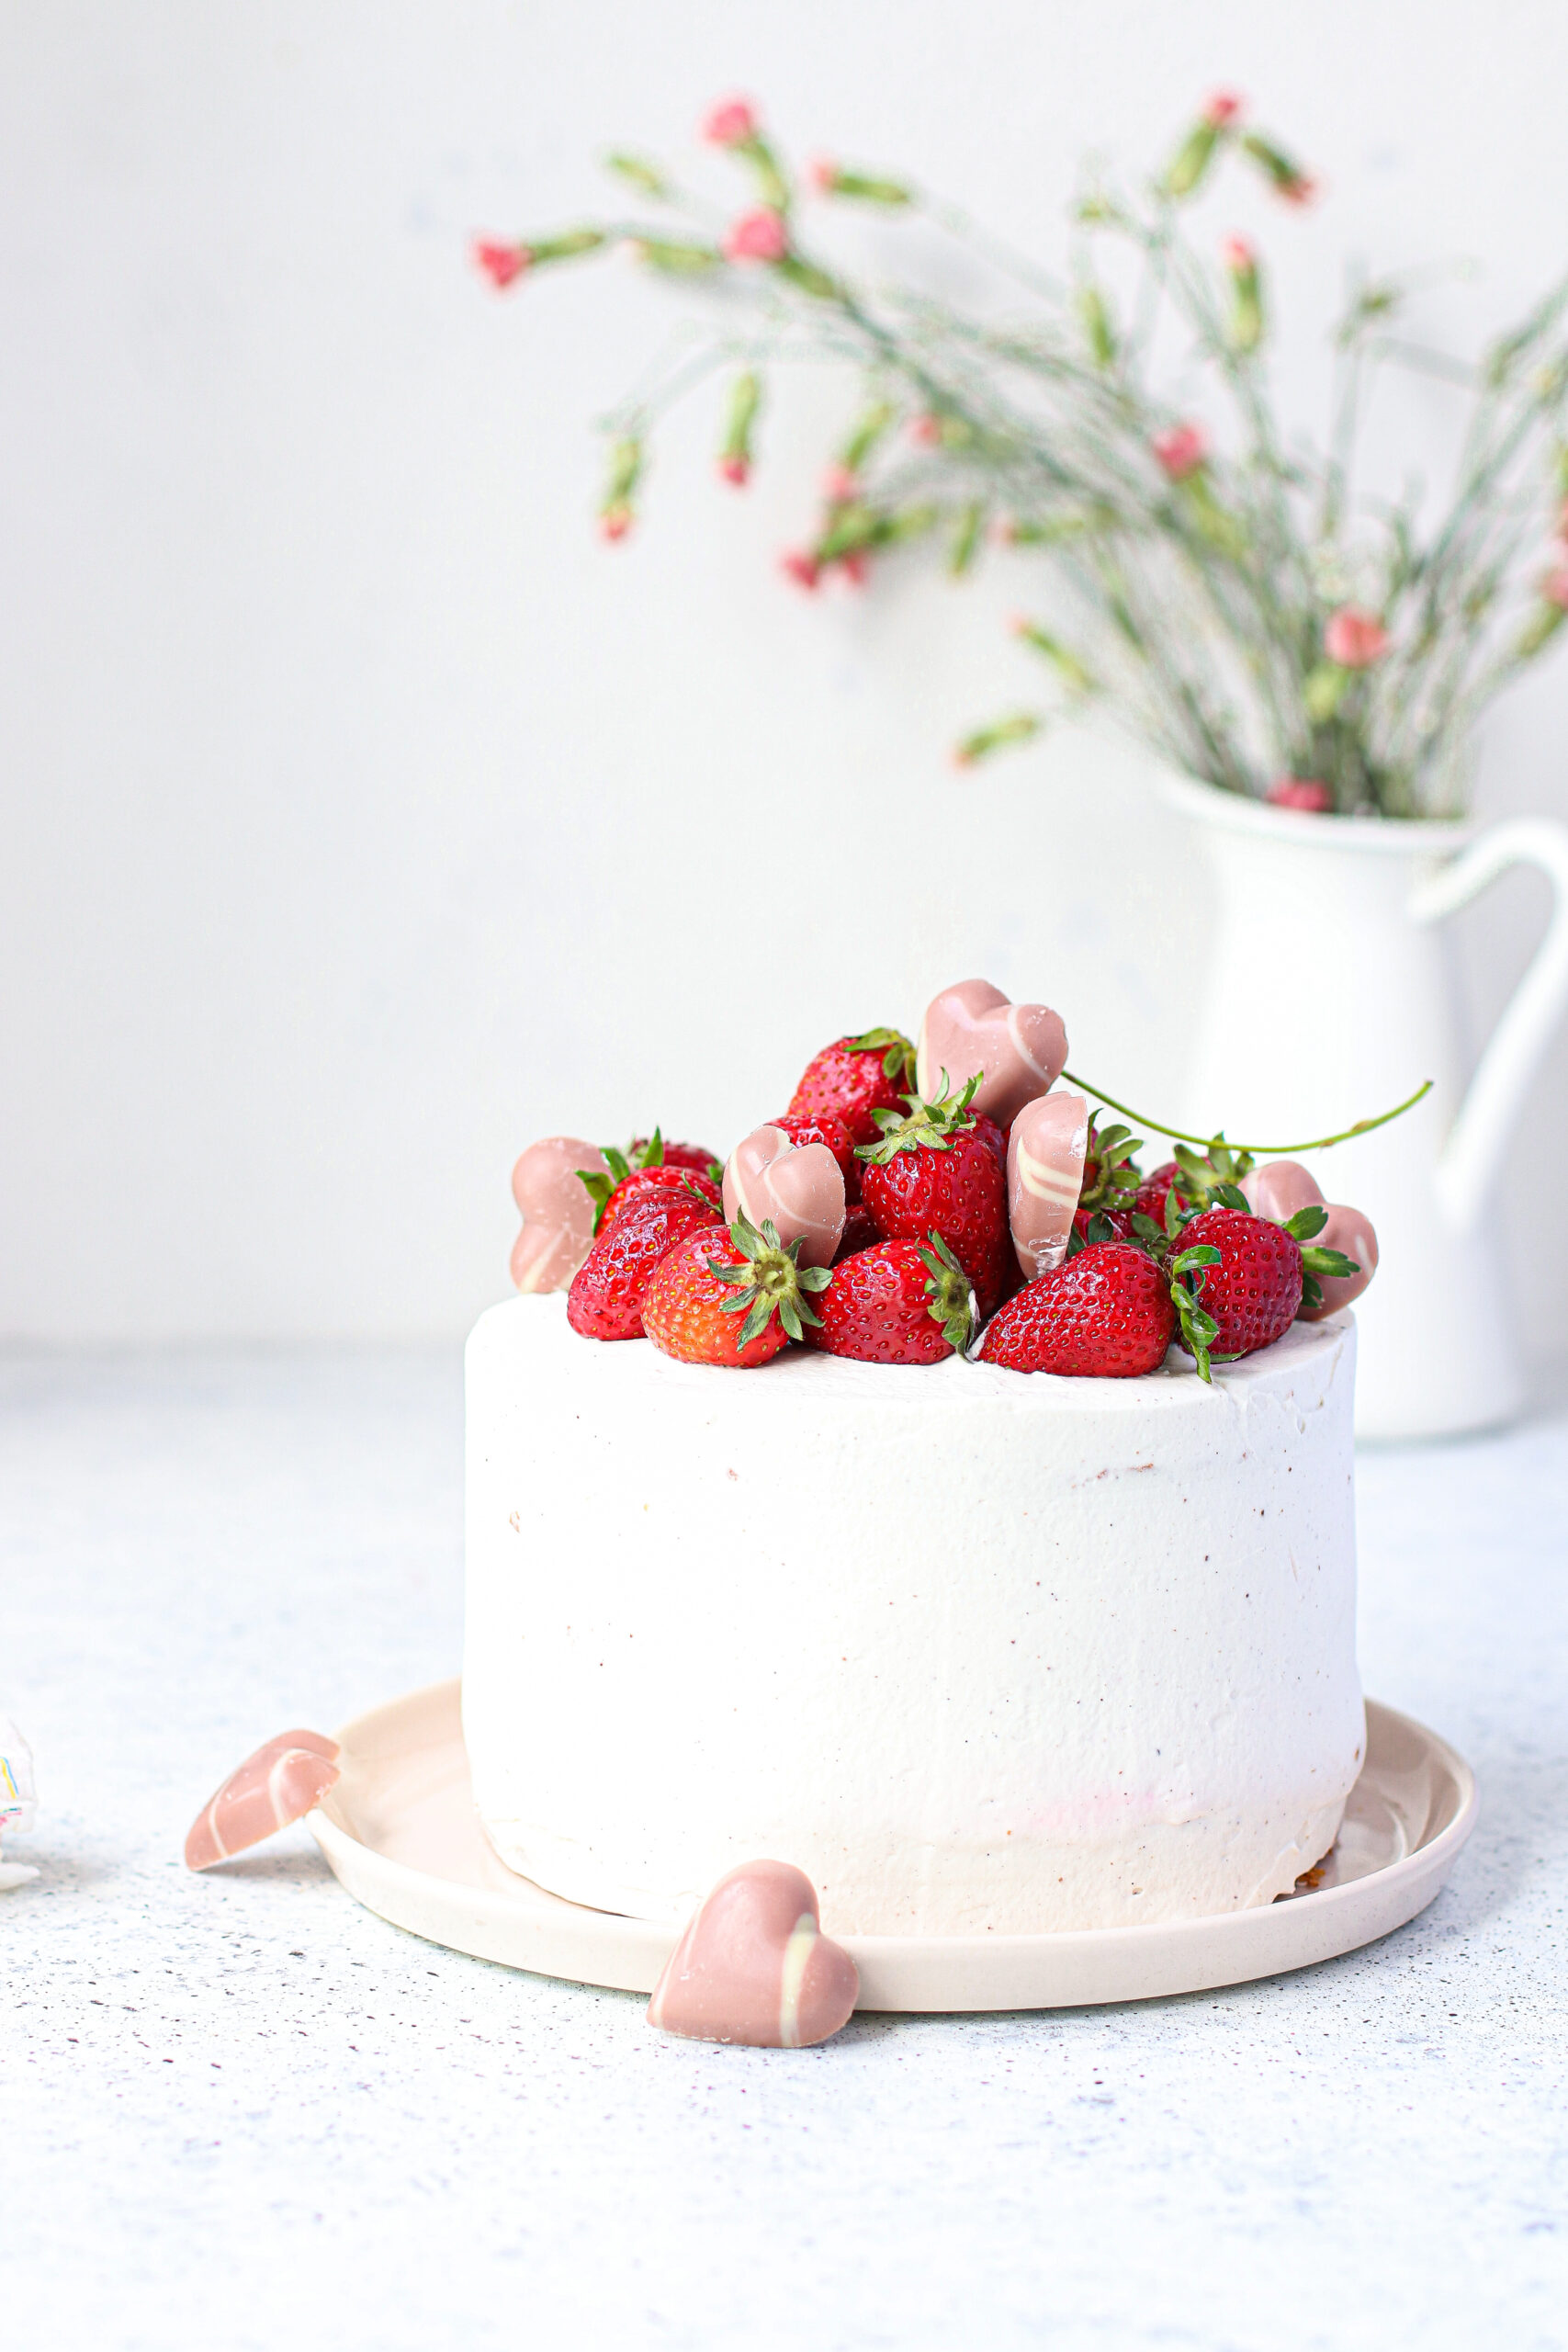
(1160, 772, 1568, 1441)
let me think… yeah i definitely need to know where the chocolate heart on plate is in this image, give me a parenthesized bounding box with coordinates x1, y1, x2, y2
(916, 978, 1068, 1127)
(647, 1860, 859, 2048)
(185, 1730, 341, 1871)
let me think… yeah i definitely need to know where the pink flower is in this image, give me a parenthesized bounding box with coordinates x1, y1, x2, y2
(1203, 90, 1244, 127)
(600, 505, 633, 543)
(1543, 566, 1568, 611)
(1152, 422, 1207, 481)
(473, 239, 530, 290)
(1221, 233, 1256, 275)
(908, 413, 944, 447)
(838, 550, 870, 587)
(821, 462, 859, 503)
(781, 549, 821, 591)
(807, 157, 840, 196)
(704, 97, 759, 148)
(724, 208, 789, 264)
(1277, 171, 1318, 207)
(1268, 777, 1334, 813)
(717, 455, 750, 487)
(1324, 605, 1391, 668)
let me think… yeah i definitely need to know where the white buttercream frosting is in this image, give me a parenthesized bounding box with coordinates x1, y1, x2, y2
(463, 1295, 1363, 1936)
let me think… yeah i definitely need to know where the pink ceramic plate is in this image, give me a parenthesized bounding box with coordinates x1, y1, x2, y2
(309, 1680, 1476, 2013)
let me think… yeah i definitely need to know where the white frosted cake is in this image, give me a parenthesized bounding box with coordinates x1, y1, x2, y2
(463, 1294, 1363, 1937)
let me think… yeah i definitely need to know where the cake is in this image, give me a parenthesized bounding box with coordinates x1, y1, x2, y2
(464, 978, 1381, 1941)
(464, 1296, 1361, 1935)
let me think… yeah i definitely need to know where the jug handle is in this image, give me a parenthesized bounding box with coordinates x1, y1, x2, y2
(1408, 819, 1568, 1237)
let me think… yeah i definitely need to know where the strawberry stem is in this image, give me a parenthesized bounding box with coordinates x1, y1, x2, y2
(1060, 1072, 1432, 1157)
(710, 1214, 831, 1346)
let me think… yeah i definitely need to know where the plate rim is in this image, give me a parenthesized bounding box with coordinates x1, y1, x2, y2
(309, 1679, 1478, 2012)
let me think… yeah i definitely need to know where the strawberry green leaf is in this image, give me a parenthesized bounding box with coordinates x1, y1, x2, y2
(856, 1071, 983, 1163)
(1210, 1182, 1251, 1213)
(917, 1228, 976, 1351)
(1300, 1245, 1359, 1278)
(851, 1025, 918, 1089)
(638, 1129, 665, 1170)
(577, 1168, 617, 1233)
(738, 1294, 774, 1347)
(1282, 1204, 1328, 1241)
(709, 1215, 823, 1349)
(1171, 1244, 1222, 1274)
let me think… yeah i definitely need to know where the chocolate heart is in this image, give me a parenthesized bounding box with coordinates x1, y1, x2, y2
(185, 1729, 340, 1871)
(722, 1125, 845, 1268)
(1242, 1159, 1379, 1319)
(1008, 1091, 1089, 1279)
(510, 1136, 611, 1294)
(916, 978, 1068, 1127)
(647, 1860, 860, 2048)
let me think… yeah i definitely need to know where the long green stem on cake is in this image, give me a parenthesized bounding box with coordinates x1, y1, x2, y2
(1060, 1073, 1433, 1157)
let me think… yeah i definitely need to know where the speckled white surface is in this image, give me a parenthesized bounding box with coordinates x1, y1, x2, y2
(2, 1349, 1564, 2352)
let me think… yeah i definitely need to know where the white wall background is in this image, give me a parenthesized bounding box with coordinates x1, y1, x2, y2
(4, 0, 1568, 1346)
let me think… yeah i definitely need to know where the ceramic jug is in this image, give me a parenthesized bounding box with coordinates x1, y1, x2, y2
(1162, 772, 1568, 1440)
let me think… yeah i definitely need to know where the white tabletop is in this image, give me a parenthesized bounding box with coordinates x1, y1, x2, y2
(3, 1349, 1565, 2352)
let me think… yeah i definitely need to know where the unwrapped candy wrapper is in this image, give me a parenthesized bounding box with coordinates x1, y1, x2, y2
(0, 1715, 39, 1891)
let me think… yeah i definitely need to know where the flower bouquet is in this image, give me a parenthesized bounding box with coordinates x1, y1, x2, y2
(474, 91, 1568, 820)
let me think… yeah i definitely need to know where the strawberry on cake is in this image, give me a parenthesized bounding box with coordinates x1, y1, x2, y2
(464, 980, 1386, 1938)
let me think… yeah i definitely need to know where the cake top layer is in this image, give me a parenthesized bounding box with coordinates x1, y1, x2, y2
(472, 1291, 1352, 1423)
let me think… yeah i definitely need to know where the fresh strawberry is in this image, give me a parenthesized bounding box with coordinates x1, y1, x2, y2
(629, 1136, 721, 1179)
(1136, 1138, 1256, 1227)
(969, 1111, 1009, 1170)
(599, 1164, 723, 1238)
(1172, 1204, 1303, 1363)
(1134, 1159, 1185, 1228)
(787, 1028, 917, 1148)
(567, 1189, 721, 1340)
(1071, 1205, 1134, 1248)
(858, 1076, 1011, 1316)
(769, 1110, 861, 1201)
(833, 1205, 882, 1261)
(1077, 1114, 1143, 1224)
(807, 1233, 975, 1366)
(978, 1241, 1176, 1376)
(579, 1129, 720, 1236)
(642, 1214, 830, 1366)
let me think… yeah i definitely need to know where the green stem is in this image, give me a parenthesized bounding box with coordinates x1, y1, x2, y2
(1060, 1072, 1434, 1157)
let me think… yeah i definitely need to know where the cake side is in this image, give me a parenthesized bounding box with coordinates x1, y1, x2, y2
(462, 1295, 1362, 1937)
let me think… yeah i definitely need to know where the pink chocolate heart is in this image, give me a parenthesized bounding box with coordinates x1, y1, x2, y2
(1008, 1091, 1090, 1279)
(647, 1860, 860, 2049)
(185, 1729, 341, 1871)
(1241, 1159, 1379, 1319)
(510, 1136, 611, 1294)
(916, 978, 1068, 1128)
(722, 1125, 845, 1269)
